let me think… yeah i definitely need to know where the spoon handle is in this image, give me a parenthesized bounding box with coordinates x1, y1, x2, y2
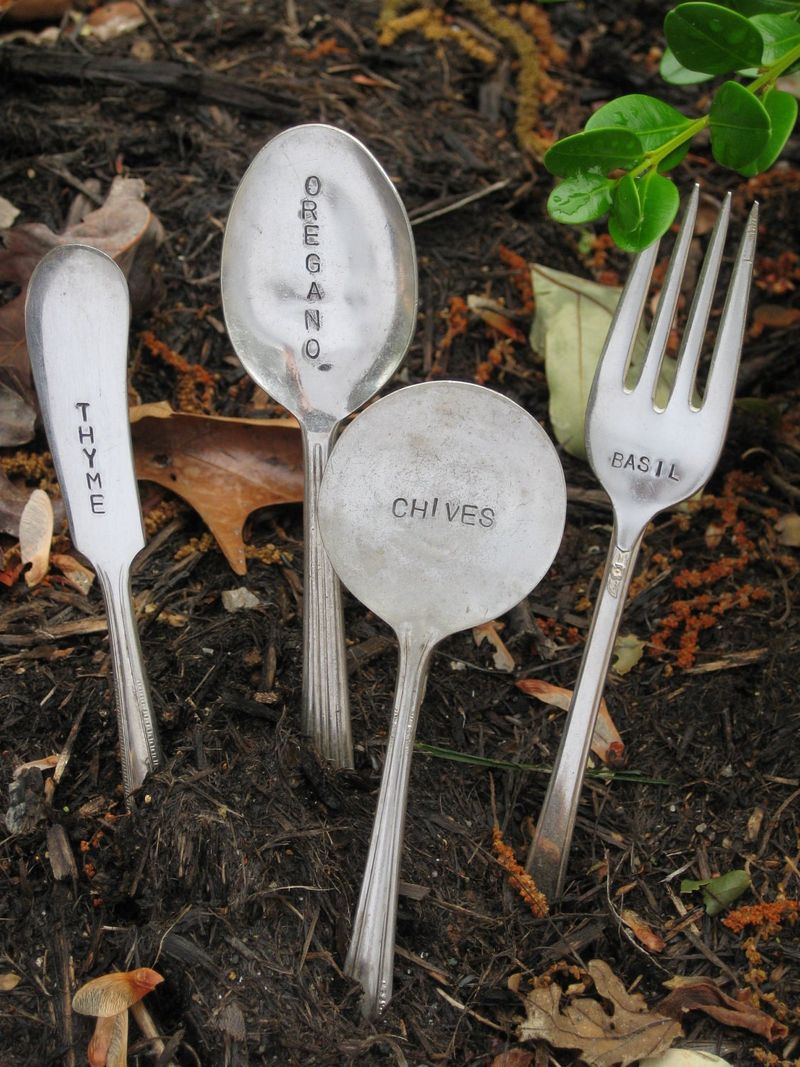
(301, 427, 353, 768)
(345, 631, 435, 1018)
(97, 563, 164, 800)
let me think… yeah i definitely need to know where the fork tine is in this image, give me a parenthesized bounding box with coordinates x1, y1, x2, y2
(593, 236, 660, 394)
(701, 201, 759, 427)
(634, 184, 699, 401)
(667, 194, 731, 411)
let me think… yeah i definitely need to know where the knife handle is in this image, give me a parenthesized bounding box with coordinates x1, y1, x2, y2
(97, 564, 163, 799)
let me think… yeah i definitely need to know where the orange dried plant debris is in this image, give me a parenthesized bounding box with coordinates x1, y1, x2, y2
(174, 531, 215, 561)
(439, 295, 470, 352)
(142, 498, 182, 536)
(476, 337, 515, 385)
(299, 37, 348, 61)
(0, 449, 54, 483)
(498, 244, 534, 313)
(491, 826, 549, 917)
(141, 330, 217, 414)
(245, 542, 287, 566)
(649, 471, 771, 670)
(723, 899, 799, 936)
(535, 616, 580, 645)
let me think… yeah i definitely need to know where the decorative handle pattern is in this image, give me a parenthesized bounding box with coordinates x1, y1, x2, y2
(526, 529, 644, 903)
(97, 565, 163, 804)
(345, 631, 435, 1018)
(301, 428, 353, 769)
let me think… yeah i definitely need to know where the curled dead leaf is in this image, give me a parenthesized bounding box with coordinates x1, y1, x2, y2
(620, 908, 666, 953)
(518, 959, 681, 1067)
(72, 968, 164, 1017)
(0, 972, 21, 991)
(473, 619, 515, 672)
(517, 678, 624, 765)
(0, 177, 163, 446)
(19, 488, 53, 587)
(659, 976, 788, 1043)
(51, 553, 95, 595)
(130, 403, 303, 575)
(85, 1, 146, 41)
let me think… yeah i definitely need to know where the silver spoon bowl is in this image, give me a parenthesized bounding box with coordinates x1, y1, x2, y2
(318, 380, 566, 1017)
(221, 124, 417, 768)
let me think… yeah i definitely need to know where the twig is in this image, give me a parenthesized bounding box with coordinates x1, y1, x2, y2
(410, 179, 510, 226)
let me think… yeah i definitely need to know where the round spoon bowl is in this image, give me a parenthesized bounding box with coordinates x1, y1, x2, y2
(319, 380, 567, 641)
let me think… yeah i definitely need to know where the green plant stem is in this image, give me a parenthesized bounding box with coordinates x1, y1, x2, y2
(628, 115, 708, 179)
(627, 40, 800, 185)
(748, 39, 800, 93)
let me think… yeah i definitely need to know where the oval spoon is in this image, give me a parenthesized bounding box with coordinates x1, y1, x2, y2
(318, 380, 567, 1017)
(25, 245, 163, 803)
(221, 124, 417, 768)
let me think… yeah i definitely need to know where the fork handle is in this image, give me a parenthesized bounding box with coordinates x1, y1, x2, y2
(97, 564, 164, 805)
(526, 528, 644, 903)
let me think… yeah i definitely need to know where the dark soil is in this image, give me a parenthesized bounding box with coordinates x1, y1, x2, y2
(1, 2, 799, 1065)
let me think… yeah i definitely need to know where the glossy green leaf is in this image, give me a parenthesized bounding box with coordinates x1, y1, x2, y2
(709, 80, 771, 167)
(660, 44, 715, 83)
(544, 128, 643, 178)
(727, 0, 800, 17)
(739, 87, 799, 173)
(750, 13, 800, 63)
(665, 2, 764, 73)
(586, 95, 694, 170)
(547, 171, 615, 223)
(609, 172, 680, 252)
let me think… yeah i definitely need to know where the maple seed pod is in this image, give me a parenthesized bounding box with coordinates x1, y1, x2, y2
(87, 1011, 128, 1067)
(72, 968, 164, 1017)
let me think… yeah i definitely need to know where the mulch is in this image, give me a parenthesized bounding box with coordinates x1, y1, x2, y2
(1, 2, 798, 1064)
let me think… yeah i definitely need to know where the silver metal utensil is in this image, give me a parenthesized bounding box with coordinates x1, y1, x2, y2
(318, 380, 567, 1018)
(221, 124, 418, 769)
(25, 244, 164, 803)
(526, 188, 758, 903)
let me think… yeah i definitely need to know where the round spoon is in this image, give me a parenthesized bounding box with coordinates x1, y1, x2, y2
(317, 380, 566, 1017)
(221, 124, 417, 768)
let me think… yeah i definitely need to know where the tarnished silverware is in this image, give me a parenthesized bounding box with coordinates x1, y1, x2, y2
(318, 380, 566, 1017)
(26, 244, 164, 803)
(526, 188, 758, 903)
(221, 124, 417, 769)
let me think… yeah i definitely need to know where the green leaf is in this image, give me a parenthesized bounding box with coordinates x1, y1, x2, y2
(609, 172, 680, 252)
(660, 44, 716, 83)
(544, 128, 643, 178)
(739, 87, 799, 173)
(709, 80, 771, 167)
(680, 869, 751, 914)
(547, 171, 615, 223)
(665, 2, 764, 73)
(727, 0, 800, 17)
(750, 12, 800, 63)
(586, 94, 694, 169)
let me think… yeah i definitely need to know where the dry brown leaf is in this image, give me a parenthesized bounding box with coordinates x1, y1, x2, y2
(73, 968, 163, 1018)
(85, 1, 145, 40)
(13, 754, 58, 777)
(517, 678, 625, 765)
(131, 403, 303, 575)
(659, 976, 788, 1043)
(490, 1050, 534, 1067)
(620, 908, 667, 953)
(0, 177, 163, 445)
(19, 488, 53, 587)
(51, 553, 95, 595)
(473, 619, 515, 671)
(775, 513, 800, 547)
(518, 959, 682, 1067)
(0, 972, 21, 991)
(0, 0, 71, 20)
(752, 304, 800, 331)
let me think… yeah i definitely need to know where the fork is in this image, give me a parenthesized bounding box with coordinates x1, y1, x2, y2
(526, 186, 758, 903)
